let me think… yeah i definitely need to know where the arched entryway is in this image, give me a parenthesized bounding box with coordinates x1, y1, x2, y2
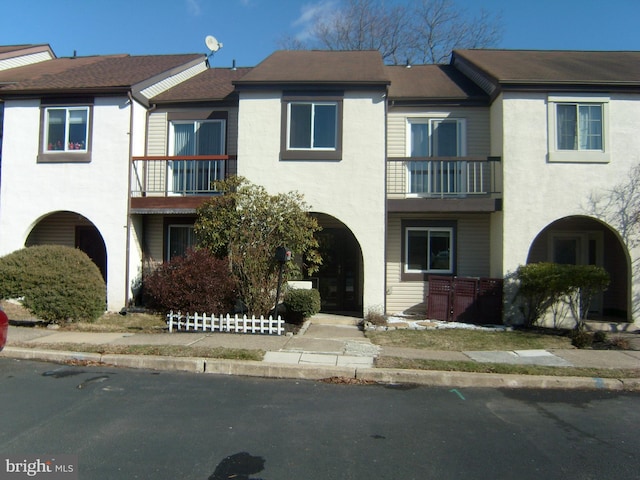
(527, 215, 629, 321)
(25, 211, 107, 282)
(309, 213, 364, 316)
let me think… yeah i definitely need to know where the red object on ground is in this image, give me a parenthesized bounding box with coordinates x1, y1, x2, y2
(0, 307, 8, 351)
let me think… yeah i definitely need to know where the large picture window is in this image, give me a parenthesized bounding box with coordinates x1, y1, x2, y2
(402, 220, 456, 280)
(169, 120, 225, 194)
(408, 118, 466, 195)
(281, 93, 343, 160)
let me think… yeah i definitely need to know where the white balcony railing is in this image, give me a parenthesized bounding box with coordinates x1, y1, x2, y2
(387, 156, 501, 198)
(131, 155, 236, 197)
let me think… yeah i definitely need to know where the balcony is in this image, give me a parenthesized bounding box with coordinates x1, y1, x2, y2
(387, 156, 502, 213)
(130, 155, 237, 211)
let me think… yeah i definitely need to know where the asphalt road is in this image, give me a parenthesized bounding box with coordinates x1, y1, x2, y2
(0, 358, 638, 480)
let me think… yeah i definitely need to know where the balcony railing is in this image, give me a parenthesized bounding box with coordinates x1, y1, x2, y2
(131, 155, 237, 197)
(387, 156, 502, 198)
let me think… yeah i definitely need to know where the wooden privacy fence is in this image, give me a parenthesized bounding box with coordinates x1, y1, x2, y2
(427, 275, 503, 324)
(167, 311, 285, 335)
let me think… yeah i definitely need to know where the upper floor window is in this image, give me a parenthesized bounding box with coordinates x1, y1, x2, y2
(169, 120, 226, 195)
(281, 93, 343, 161)
(45, 107, 88, 152)
(556, 103, 602, 151)
(39, 101, 93, 163)
(548, 95, 609, 163)
(410, 118, 465, 157)
(407, 118, 467, 195)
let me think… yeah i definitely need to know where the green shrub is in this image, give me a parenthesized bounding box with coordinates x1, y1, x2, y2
(570, 330, 594, 349)
(514, 262, 609, 329)
(0, 245, 106, 323)
(282, 288, 321, 324)
(143, 248, 238, 314)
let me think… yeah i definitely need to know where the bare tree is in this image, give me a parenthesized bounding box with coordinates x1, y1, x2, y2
(279, 0, 502, 65)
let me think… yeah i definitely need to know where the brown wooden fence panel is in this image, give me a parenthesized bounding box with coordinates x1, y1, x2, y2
(476, 278, 503, 324)
(427, 275, 453, 321)
(428, 276, 503, 324)
(452, 277, 478, 322)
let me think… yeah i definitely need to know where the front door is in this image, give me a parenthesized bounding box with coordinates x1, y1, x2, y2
(313, 229, 360, 314)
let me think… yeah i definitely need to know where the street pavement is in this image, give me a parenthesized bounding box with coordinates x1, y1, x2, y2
(2, 313, 639, 391)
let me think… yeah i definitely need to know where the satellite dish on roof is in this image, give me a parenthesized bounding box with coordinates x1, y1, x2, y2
(205, 35, 223, 53)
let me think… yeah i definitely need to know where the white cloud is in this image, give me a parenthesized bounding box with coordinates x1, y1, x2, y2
(186, 0, 202, 16)
(293, 0, 339, 40)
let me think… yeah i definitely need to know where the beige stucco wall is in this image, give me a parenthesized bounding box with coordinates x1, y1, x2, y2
(237, 89, 387, 313)
(497, 91, 640, 324)
(0, 96, 138, 310)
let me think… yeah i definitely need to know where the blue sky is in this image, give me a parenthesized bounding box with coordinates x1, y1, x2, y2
(2, 0, 639, 67)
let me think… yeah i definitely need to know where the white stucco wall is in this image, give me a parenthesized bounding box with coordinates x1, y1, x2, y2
(237, 89, 387, 312)
(498, 91, 640, 323)
(0, 96, 135, 310)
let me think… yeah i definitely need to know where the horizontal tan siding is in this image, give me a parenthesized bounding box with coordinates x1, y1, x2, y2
(147, 112, 168, 155)
(386, 212, 492, 315)
(386, 107, 491, 196)
(143, 216, 164, 266)
(25, 212, 94, 247)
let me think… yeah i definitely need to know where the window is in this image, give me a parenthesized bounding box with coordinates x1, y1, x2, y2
(402, 220, 456, 280)
(556, 104, 602, 150)
(548, 95, 609, 163)
(39, 103, 92, 163)
(169, 120, 225, 194)
(407, 118, 466, 195)
(167, 224, 196, 260)
(281, 93, 343, 160)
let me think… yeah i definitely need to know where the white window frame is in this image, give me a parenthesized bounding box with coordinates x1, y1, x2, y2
(168, 119, 226, 195)
(404, 226, 454, 274)
(547, 95, 610, 163)
(405, 117, 467, 196)
(43, 106, 90, 153)
(287, 101, 338, 151)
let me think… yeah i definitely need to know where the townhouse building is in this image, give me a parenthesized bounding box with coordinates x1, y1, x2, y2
(0, 44, 637, 328)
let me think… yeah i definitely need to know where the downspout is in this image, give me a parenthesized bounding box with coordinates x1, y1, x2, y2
(123, 91, 135, 311)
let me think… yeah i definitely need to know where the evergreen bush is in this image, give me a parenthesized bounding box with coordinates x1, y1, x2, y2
(143, 248, 238, 314)
(282, 288, 321, 324)
(0, 245, 106, 323)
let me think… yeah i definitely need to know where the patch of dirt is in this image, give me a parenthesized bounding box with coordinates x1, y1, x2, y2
(319, 376, 378, 385)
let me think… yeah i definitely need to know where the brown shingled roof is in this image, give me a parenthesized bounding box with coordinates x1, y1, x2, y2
(454, 49, 640, 86)
(386, 64, 487, 102)
(0, 53, 204, 94)
(151, 67, 252, 103)
(235, 50, 389, 86)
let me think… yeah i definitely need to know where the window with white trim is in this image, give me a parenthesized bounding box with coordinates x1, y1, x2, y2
(404, 226, 454, 276)
(407, 118, 466, 195)
(169, 119, 226, 194)
(548, 95, 609, 163)
(44, 106, 89, 152)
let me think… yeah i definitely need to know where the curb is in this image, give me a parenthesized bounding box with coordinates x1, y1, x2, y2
(2, 347, 639, 392)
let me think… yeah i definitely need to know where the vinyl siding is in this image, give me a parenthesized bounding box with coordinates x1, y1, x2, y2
(386, 212, 492, 314)
(386, 107, 490, 197)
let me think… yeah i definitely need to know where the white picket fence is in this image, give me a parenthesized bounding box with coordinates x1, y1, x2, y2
(166, 311, 285, 335)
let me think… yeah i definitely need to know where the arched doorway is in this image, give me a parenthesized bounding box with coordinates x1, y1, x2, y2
(26, 211, 107, 282)
(309, 214, 364, 315)
(527, 216, 629, 321)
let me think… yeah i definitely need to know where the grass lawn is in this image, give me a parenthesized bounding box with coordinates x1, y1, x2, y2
(366, 328, 574, 351)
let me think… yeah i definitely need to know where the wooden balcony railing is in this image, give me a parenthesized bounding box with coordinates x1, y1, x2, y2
(387, 156, 502, 198)
(131, 155, 237, 197)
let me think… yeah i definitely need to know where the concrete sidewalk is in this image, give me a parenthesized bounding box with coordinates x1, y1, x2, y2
(2, 314, 639, 391)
